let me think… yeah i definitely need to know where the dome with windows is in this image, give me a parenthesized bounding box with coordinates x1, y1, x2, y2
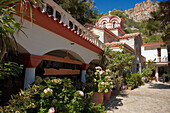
(95, 15, 125, 30)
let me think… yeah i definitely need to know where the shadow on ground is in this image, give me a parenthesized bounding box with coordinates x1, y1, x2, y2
(103, 90, 128, 110)
(149, 82, 170, 89)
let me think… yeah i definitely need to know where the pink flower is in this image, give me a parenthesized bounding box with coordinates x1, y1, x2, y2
(93, 106, 95, 108)
(99, 71, 103, 75)
(78, 90, 84, 96)
(105, 82, 109, 85)
(98, 89, 102, 93)
(48, 107, 55, 113)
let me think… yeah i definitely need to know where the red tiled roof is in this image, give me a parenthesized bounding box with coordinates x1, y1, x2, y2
(105, 42, 124, 46)
(142, 42, 165, 46)
(105, 42, 135, 53)
(119, 32, 140, 39)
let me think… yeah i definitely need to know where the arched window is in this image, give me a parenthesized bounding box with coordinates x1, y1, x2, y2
(103, 22, 106, 28)
(113, 22, 116, 28)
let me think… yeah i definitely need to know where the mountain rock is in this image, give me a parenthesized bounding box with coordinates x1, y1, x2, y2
(124, 0, 159, 22)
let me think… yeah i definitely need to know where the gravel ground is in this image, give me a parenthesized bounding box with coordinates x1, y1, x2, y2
(104, 82, 170, 113)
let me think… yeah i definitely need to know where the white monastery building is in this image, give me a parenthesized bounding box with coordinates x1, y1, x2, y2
(12, 1, 146, 88)
(141, 42, 169, 81)
(85, 12, 144, 74)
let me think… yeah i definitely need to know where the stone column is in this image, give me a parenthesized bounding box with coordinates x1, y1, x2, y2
(80, 64, 90, 83)
(155, 66, 159, 82)
(139, 63, 142, 74)
(19, 54, 43, 89)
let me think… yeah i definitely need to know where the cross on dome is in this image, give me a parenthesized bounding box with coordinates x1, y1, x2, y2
(109, 10, 111, 15)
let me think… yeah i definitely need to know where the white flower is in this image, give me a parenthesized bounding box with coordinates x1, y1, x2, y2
(48, 107, 55, 113)
(101, 82, 105, 85)
(95, 66, 102, 70)
(78, 90, 84, 96)
(94, 79, 97, 82)
(44, 88, 53, 95)
(51, 78, 62, 84)
(105, 89, 108, 93)
(96, 70, 100, 72)
(110, 85, 114, 88)
(106, 69, 110, 72)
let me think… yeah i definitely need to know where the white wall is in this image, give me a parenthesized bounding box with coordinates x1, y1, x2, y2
(110, 29, 119, 36)
(14, 16, 100, 64)
(141, 46, 168, 62)
(93, 29, 104, 43)
(119, 38, 135, 49)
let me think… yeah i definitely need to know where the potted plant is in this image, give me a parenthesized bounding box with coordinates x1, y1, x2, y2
(116, 76, 123, 90)
(127, 81, 133, 90)
(104, 69, 114, 100)
(89, 66, 113, 104)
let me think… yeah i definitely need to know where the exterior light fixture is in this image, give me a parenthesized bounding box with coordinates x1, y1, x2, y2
(70, 42, 74, 45)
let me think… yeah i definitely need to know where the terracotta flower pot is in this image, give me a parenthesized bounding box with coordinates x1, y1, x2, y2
(91, 92, 103, 104)
(104, 90, 112, 100)
(128, 87, 132, 90)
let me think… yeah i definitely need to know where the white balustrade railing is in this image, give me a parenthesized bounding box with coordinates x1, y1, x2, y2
(157, 57, 168, 62)
(41, 0, 104, 49)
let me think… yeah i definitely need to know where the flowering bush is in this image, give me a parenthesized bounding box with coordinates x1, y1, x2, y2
(87, 66, 113, 94)
(2, 77, 105, 113)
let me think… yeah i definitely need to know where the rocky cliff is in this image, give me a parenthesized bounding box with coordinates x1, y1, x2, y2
(124, 0, 159, 22)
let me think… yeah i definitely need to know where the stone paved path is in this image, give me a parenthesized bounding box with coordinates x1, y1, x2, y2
(104, 82, 170, 113)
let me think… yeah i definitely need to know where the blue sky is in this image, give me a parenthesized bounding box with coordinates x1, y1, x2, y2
(94, 0, 163, 14)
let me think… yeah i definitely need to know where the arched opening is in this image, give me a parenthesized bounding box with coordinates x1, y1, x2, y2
(113, 22, 116, 28)
(103, 22, 106, 28)
(35, 50, 84, 84)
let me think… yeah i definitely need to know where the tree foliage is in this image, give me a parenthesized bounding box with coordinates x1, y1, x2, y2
(145, 0, 170, 44)
(101, 46, 135, 80)
(54, 0, 99, 25)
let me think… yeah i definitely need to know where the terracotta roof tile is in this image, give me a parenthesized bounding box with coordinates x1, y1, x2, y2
(142, 42, 165, 46)
(119, 32, 140, 38)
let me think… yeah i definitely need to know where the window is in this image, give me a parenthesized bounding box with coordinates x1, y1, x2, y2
(103, 22, 106, 28)
(113, 22, 116, 28)
(157, 48, 161, 57)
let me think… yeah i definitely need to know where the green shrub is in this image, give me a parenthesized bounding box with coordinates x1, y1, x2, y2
(125, 73, 144, 87)
(2, 77, 105, 113)
(142, 68, 153, 79)
(86, 66, 114, 94)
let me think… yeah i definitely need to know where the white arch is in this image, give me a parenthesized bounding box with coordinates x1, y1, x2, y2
(14, 16, 99, 64)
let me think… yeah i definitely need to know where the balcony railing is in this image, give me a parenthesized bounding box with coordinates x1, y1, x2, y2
(157, 57, 168, 62)
(38, 0, 104, 49)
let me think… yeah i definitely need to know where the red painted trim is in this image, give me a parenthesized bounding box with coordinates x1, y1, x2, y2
(19, 54, 43, 68)
(104, 28, 119, 40)
(106, 43, 135, 53)
(119, 37, 135, 40)
(80, 64, 90, 70)
(142, 42, 165, 46)
(15, 5, 103, 55)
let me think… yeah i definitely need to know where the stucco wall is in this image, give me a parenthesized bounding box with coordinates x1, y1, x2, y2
(120, 38, 135, 49)
(141, 46, 168, 62)
(14, 16, 100, 64)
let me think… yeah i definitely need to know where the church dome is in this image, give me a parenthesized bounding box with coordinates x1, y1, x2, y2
(95, 14, 125, 29)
